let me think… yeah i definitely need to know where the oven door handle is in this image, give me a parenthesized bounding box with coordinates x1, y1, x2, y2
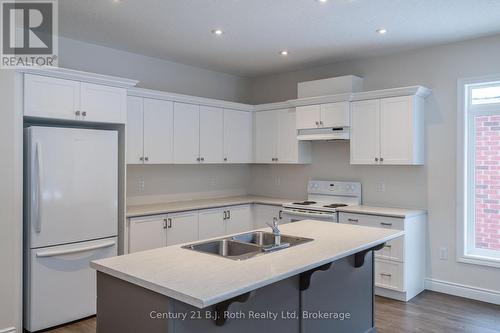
(281, 209, 335, 220)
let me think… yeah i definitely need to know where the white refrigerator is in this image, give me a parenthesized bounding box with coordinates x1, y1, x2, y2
(24, 126, 118, 332)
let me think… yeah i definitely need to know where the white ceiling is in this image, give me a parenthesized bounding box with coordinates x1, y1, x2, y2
(59, 0, 500, 77)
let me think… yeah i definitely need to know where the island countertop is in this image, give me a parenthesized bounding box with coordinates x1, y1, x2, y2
(90, 220, 404, 308)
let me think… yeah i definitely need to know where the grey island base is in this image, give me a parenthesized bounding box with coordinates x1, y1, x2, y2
(91, 221, 404, 333)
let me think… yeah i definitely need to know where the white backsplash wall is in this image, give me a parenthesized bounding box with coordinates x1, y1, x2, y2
(127, 164, 251, 205)
(249, 141, 427, 208)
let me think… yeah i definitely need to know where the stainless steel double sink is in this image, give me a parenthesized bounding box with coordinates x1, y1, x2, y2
(182, 231, 313, 261)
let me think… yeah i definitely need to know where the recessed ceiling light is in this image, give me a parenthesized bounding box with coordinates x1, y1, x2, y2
(112, 0, 122, 3)
(212, 29, 224, 36)
(376, 28, 387, 35)
(317, 0, 328, 3)
(279, 50, 289, 56)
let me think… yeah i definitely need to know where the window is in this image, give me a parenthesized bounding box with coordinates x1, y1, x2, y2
(459, 76, 500, 267)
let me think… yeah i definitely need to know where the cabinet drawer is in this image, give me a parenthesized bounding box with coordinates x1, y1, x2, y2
(376, 237, 404, 262)
(339, 213, 404, 230)
(375, 259, 404, 291)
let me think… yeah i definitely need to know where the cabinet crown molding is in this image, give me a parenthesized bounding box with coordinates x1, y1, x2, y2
(128, 87, 254, 112)
(17, 66, 139, 88)
(350, 86, 432, 101)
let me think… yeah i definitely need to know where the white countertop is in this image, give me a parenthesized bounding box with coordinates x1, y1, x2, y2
(336, 205, 426, 218)
(91, 220, 403, 308)
(127, 195, 295, 218)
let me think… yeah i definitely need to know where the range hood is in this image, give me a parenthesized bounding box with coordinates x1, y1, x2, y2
(297, 127, 350, 141)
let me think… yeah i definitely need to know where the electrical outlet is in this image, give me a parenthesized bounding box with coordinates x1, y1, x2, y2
(439, 246, 448, 260)
(138, 180, 145, 192)
(376, 182, 386, 192)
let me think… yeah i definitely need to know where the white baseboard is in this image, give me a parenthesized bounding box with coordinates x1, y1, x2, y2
(425, 278, 500, 305)
(0, 327, 16, 333)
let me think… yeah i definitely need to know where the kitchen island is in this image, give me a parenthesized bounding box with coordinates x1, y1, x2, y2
(91, 220, 403, 333)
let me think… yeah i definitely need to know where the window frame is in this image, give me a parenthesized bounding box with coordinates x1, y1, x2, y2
(457, 74, 500, 269)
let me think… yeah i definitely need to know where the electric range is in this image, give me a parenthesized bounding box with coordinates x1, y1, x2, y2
(282, 180, 361, 222)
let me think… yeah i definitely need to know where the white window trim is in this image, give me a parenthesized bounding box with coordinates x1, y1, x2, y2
(457, 74, 500, 269)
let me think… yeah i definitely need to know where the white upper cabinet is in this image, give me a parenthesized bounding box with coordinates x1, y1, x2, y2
(143, 99, 174, 164)
(80, 82, 126, 123)
(255, 110, 279, 163)
(350, 99, 381, 165)
(199, 106, 224, 163)
(296, 102, 349, 130)
(24, 74, 127, 124)
(320, 102, 350, 127)
(223, 109, 252, 163)
(173, 102, 200, 164)
(296, 105, 321, 129)
(24, 74, 80, 121)
(350, 95, 424, 165)
(255, 108, 311, 164)
(126, 97, 174, 165)
(126, 96, 144, 165)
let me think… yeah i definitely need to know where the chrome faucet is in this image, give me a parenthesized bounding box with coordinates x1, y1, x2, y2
(267, 217, 281, 246)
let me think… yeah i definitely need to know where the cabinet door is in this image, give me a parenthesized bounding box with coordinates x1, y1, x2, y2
(173, 102, 200, 164)
(166, 211, 198, 246)
(198, 208, 225, 240)
(296, 105, 320, 130)
(320, 102, 350, 127)
(129, 216, 167, 253)
(80, 83, 126, 123)
(255, 111, 279, 163)
(126, 96, 144, 165)
(223, 109, 252, 163)
(380, 96, 414, 165)
(226, 205, 253, 234)
(350, 99, 381, 165)
(143, 98, 174, 164)
(199, 106, 224, 163)
(24, 74, 80, 120)
(277, 108, 299, 163)
(253, 204, 280, 228)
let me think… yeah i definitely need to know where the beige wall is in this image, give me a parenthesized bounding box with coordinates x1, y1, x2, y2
(249, 34, 500, 293)
(0, 71, 23, 332)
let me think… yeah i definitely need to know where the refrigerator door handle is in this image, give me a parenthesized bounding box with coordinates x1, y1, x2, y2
(35, 240, 116, 258)
(33, 141, 43, 233)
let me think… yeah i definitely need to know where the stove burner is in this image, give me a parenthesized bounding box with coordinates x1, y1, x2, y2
(292, 201, 317, 205)
(323, 204, 348, 209)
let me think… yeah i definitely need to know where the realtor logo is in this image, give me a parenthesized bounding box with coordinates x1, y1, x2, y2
(1, 0, 58, 68)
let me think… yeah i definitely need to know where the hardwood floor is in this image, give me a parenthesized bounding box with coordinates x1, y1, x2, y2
(44, 291, 500, 333)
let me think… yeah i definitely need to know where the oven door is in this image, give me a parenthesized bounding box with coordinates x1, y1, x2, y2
(281, 208, 337, 223)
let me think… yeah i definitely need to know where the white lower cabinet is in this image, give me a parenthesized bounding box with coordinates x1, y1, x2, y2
(339, 211, 426, 301)
(166, 211, 199, 246)
(128, 211, 198, 253)
(253, 204, 289, 228)
(198, 205, 253, 239)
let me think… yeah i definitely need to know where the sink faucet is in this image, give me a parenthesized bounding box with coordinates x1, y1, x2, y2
(267, 217, 281, 246)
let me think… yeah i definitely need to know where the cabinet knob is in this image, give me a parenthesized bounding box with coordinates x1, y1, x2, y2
(139, 157, 144, 161)
(75, 111, 81, 116)
(167, 218, 172, 228)
(319, 121, 323, 126)
(144, 157, 149, 162)
(375, 157, 379, 162)
(196, 157, 201, 162)
(200, 157, 205, 162)
(82, 111, 87, 117)
(315, 121, 319, 126)
(224, 157, 228, 162)
(380, 157, 384, 162)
